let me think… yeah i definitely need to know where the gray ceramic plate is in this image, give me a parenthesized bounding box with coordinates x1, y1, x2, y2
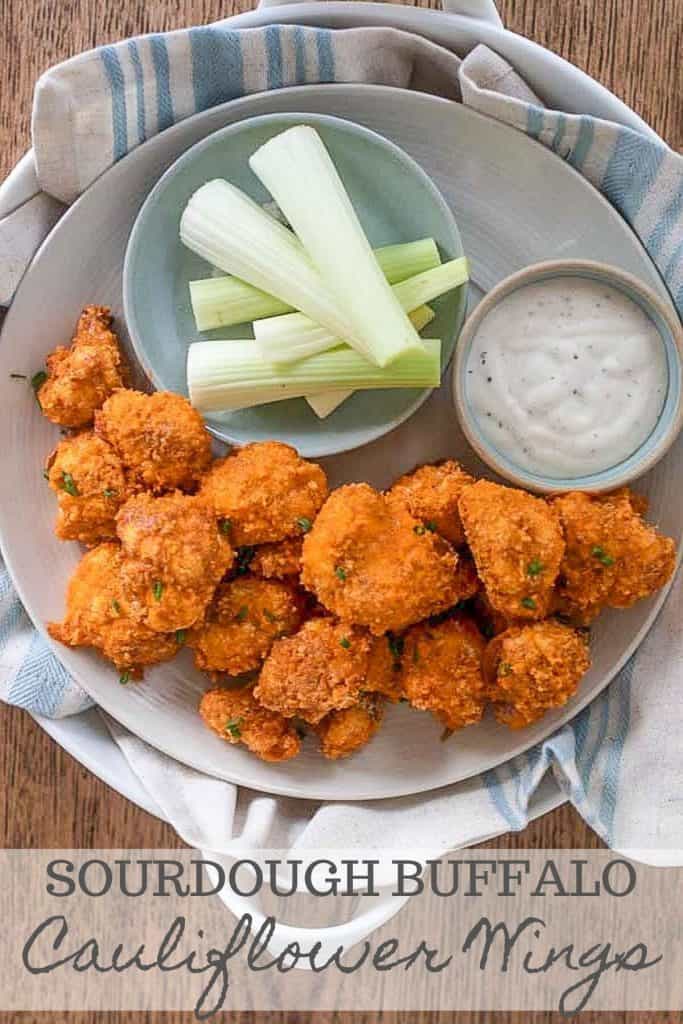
(0, 85, 679, 801)
(124, 111, 466, 458)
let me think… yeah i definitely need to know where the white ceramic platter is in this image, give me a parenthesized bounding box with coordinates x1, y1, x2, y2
(0, 85, 679, 801)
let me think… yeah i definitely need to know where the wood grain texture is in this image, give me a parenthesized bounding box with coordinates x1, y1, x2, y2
(0, 1, 680, 1021)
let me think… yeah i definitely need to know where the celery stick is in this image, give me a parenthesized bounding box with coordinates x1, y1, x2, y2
(254, 258, 468, 365)
(249, 126, 424, 368)
(305, 305, 437, 419)
(180, 179, 359, 347)
(187, 339, 442, 413)
(188, 239, 441, 331)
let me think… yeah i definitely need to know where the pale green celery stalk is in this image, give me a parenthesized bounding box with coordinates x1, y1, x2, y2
(249, 125, 424, 368)
(188, 238, 440, 331)
(306, 304, 436, 419)
(180, 179, 361, 349)
(187, 339, 442, 413)
(254, 258, 469, 365)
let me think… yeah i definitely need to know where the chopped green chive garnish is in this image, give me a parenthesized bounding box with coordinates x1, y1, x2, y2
(296, 516, 312, 533)
(119, 671, 131, 685)
(413, 524, 426, 536)
(235, 606, 249, 622)
(235, 546, 255, 574)
(340, 636, 351, 650)
(527, 558, 544, 577)
(499, 661, 513, 677)
(31, 370, 47, 394)
(111, 600, 121, 615)
(413, 645, 421, 665)
(152, 580, 164, 601)
(424, 520, 437, 533)
(335, 566, 347, 581)
(520, 596, 537, 610)
(103, 488, 118, 498)
(10, 373, 27, 380)
(225, 716, 244, 739)
(219, 518, 232, 535)
(61, 472, 79, 497)
(263, 609, 277, 624)
(175, 629, 186, 645)
(591, 545, 615, 567)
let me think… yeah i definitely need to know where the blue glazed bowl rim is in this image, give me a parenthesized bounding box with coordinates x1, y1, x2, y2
(453, 258, 683, 493)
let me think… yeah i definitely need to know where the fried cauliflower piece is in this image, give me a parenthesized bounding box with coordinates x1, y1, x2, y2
(189, 576, 304, 679)
(459, 481, 564, 621)
(47, 543, 178, 677)
(364, 633, 406, 702)
(199, 441, 328, 546)
(255, 617, 371, 724)
(95, 389, 212, 492)
(484, 620, 591, 729)
(315, 695, 385, 760)
(200, 686, 301, 762)
(386, 460, 475, 546)
(250, 536, 303, 579)
(552, 489, 676, 624)
(36, 307, 129, 428)
(300, 483, 467, 635)
(46, 431, 134, 545)
(116, 492, 233, 633)
(401, 614, 487, 731)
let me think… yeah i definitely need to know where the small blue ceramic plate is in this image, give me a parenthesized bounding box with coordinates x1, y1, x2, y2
(453, 259, 683, 493)
(123, 111, 466, 457)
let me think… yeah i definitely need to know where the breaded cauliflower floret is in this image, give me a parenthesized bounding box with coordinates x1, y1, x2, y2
(47, 543, 178, 678)
(95, 389, 212, 492)
(255, 617, 371, 724)
(250, 536, 303, 579)
(36, 307, 129, 428)
(552, 489, 676, 624)
(200, 686, 301, 762)
(199, 441, 328, 546)
(46, 431, 134, 545)
(300, 483, 467, 635)
(316, 695, 384, 760)
(189, 576, 303, 678)
(401, 614, 487, 731)
(116, 492, 233, 632)
(484, 620, 591, 729)
(364, 633, 406, 703)
(386, 460, 475, 546)
(459, 480, 564, 621)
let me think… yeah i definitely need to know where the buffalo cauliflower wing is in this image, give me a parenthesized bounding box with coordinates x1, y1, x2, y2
(200, 686, 301, 762)
(315, 694, 385, 760)
(386, 460, 475, 546)
(249, 536, 303, 579)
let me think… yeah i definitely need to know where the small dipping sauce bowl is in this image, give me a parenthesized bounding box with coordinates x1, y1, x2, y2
(453, 259, 683, 493)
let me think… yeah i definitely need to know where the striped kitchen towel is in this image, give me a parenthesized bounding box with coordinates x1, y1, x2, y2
(1, 23, 681, 857)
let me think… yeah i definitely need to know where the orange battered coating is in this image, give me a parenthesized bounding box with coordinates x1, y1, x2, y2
(387, 460, 475, 546)
(484, 620, 591, 729)
(300, 483, 467, 635)
(47, 543, 178, 678)
(249, 536, 303, 579)
(255, 617, 371, 724)
(401, 615, 487, 731)
(552, 489, 676, 624)
(95, 389, 212, 492)
(116, 492, 233, 633)
(316, 695, 384, 760)
(36, 307, 129, 428)
(459, 481, 564, 621)
(200, 686, 301, 762)
(46, 431, 134, 545)
(364, 633, 405, 702)
(189, 576, 304, 679)
(199, 441, 328, 546)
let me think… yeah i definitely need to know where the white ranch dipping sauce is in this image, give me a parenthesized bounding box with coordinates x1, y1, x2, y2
(464, 276, 668, 478)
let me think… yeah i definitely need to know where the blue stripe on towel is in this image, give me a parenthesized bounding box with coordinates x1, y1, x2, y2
(8, 634, 70, 716)
(315, 29, 335, 83)
(293, 26, 306, 84)
(127, 40, 147, 144)
(646, 184, 683, 261)
(99, 46, 128, 161)
(550, 113, 567, 155)
(483, 765, 525, 829)
(149, 34, 174, 132)
(567, 115, 594, 172)
(601, 129, 666, 222)
(265, 26, 283, 90)
(579, 691, 611, 791)
(526, 105, 545, 140)
(0, 596, 23, 650)
(599, 657, 635, 840)
(188, 26, 244, 112)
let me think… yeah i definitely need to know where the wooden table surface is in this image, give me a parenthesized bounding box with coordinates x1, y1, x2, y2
(0, 1, 681, 1022)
